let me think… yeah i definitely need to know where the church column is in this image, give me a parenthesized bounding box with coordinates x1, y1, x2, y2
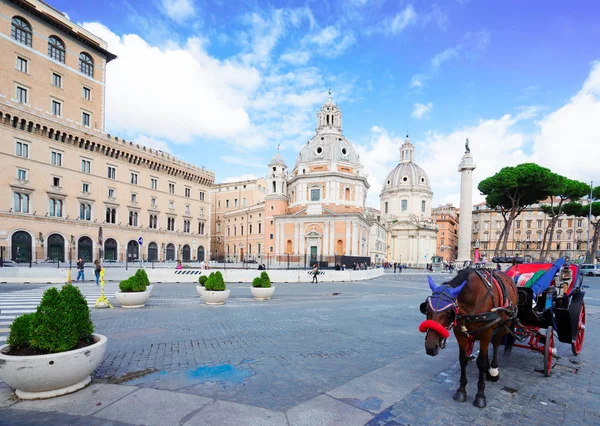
(279, 223, 285, 254)
(329, 222, 335, 255)
(352, 222, 359, 255)
(345, 220, 351, 255)
(293, 223, 299, 253)
(323, 221, 329, 256)
(275, 222, 280, 253)
(300, 225, 305, 255)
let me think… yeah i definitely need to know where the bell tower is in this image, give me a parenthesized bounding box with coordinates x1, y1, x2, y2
(316, 88, 342, 135)
(399, 135, 414, 163)
(265, 146, 289, 255)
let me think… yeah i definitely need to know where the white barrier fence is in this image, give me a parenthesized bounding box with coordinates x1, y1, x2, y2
(0, 266, 385, 284)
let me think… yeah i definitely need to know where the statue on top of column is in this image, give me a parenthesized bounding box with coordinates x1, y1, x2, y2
(465, 138, 470, 153)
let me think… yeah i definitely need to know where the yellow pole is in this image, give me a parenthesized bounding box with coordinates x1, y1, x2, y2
(67, 268, 71, 283)
(95, 267, 112, 308)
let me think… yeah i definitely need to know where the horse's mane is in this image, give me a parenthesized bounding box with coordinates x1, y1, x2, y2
(443, 267, 475, 288)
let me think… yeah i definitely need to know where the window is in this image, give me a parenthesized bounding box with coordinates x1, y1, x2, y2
(16, 86, 27, 104)
(227, 227, 230, 237)
(401, 200, 407, 211)
(557, 220, 563, 228)
(185, 187, 191, 198)
(234, 226, 237, 236)
(151, 197, 157, 207)
(82, 87, 91, 101)
(131, 193, 137, 203)
(249, 224, 253, 234)
(269, 246, 274, 253)
(48, 198, 62, 217)
(107, 166, 116, 179)
(17, 57, 28, 73)
(51, 151, 62, 166)
(537, 220, 543, 228)
(183, 220, 191, 233)
(79, 203, 91, 221)
(48, 36, 65, 63)
(169, 183, 175, 194)
(269, 233, 274, 240)
(169, 201, 174, 210)
(52, 73, 62, 88)
(577, 219, 583, 227)
(11, 17, 32, 46)
(149, 214, 158, 229)
(258, 243, 261, 254)
(242, 198, 247, 207)
(241, 226, 244, 236)
(421, 200, 426, 213)
(198, 222, 205, 234)
(79, 52, 94, 77)
(199, 191, 205, 201)
(105, 208, 116, 224)
(167, 217, 175, 231)
(108, 188, 115, 198)
(16, 141, 29, 158)
(82, 183, 90, 193)
(81, 159, 91, 173)
(226, 200, 230, 208)
(200, 208, 204, 216)
(82, 112, 90, 127)
(258, 223, 262, 233)
(14, 192, 30, 213)
(217, 223, 221, 232)
(185, 204, 190, 214)
(17, 169, 27, 180)
(234, 199, 238, 207)
(52, 177, 61, 187)
(51, 100, 62, 116)
(128, 211, 138, 226)
(311, 188, 320, 201)
(130, 172, 138, 185)
(150, 178, 158, 190)
(218, 201, 221, 208)
(516, 221, 521, 229)
(385, 202, 388, 214)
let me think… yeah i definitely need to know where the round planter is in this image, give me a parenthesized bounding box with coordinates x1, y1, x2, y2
(0, 334, 107, 400)
(251, 286, 275, 300)
(196, 285, 205, 296)
(146, 284, 154, 295)
(114, 290, 150, 308)
(201, 289, 231, 305)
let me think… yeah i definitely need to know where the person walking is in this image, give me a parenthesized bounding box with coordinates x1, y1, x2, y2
(393, 262, 397, 273)
(94, 259, 102, 286)
(176, 260, 182, 270)
(311, 264, 319, 283)
(76, 258, 85, 281)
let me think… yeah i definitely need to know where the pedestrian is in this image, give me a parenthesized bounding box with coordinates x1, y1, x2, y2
(176, 260, 182, 270)
(76, 257, 85, 281)
(311, 264, 319, 283)
(393, 262, 397, 273)
(398, 263, 402, 273)
(94, 259, 101, 286)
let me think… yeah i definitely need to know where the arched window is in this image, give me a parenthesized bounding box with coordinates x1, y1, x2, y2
(336, 240, 344, 255)
(344, 188, 351, 201)
(272, 181, 276, 193)
(401, 200, 408, 211)
(12, 17, 32, 46)
(48, 36, 65, 63)
(421, 200, 426, 213)
(79, 52, 94, 77)
(286, 240, 292, 254)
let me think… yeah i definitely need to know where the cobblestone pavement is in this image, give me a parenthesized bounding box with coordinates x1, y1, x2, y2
(0, 272, 599, 425)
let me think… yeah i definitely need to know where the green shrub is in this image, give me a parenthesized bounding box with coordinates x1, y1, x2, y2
(7, 313, 34, 349)
(29, 285, 94, 353)
(130, 274, 147, 292)
(205, 271, 226, 291)
(252, 277, 262, 288)
(135, 269, 150, 287)
(119, 278, 132, 292)
(199, 275, 208, 286)
(260, 271, 272, 288)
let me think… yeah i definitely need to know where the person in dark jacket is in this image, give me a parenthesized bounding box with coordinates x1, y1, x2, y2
(76, 258, 85, 281)
(94, 259, 101, 286)
(312, 264, 319, 283)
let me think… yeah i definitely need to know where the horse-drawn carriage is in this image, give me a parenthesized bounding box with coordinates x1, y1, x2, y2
(418, 256, 587, 407)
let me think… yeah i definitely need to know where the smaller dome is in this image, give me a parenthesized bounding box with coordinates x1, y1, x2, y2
(382, 162, 431, 193)
(270, 151, 286, 166)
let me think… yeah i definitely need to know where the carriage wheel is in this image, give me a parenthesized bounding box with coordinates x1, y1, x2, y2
(465, 336, 475, 358)
(571, 302, 586, 356)
(543, 326, 554, 377)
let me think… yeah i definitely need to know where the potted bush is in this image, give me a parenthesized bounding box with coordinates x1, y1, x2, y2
(201, 271, 230, 305)
(114, 273, 150, 308)
(0, 285, 107, 400)
(136, 269, 153, 294)
(196, 274, 209, 296)
(251, 271, 275, 300)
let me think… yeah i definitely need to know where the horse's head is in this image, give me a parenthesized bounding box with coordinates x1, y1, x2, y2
(419, 275, 466, 357)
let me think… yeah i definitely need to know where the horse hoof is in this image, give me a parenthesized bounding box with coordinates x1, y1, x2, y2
(453, 391, 467, 402)
(473, 396, 487, 408)
(486, 373, 500, 382)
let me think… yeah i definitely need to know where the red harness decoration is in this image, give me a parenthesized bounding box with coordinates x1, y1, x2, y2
(419, 320, 450, 339)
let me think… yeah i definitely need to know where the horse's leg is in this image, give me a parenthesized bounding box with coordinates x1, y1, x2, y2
(486, 331, 504, 382)
(474, 329, 492, 408)
(453, 332, 468, 402)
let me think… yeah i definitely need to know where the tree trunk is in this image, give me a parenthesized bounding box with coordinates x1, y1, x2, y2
(545, 219, 558, 262)
(539, 221, 552, 261)
(494, 225, 506, 257)
(592, 220, 600, 263)
(500, 211, 516, 254)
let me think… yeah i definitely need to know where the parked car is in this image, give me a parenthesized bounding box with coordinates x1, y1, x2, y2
(0, 260, 17, 267)
(579, 264, 600, 276)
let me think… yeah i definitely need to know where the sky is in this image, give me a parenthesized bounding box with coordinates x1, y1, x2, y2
(50, 0, 600, 208)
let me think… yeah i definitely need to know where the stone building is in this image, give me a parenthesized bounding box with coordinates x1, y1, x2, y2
(433, 204, 459, 263)
(379, 136, 437, 266)
(0, 0, 213, 264)
(366, 207, 386, 266)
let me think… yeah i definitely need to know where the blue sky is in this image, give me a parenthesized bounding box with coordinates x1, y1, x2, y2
(51, 0, 600, 207)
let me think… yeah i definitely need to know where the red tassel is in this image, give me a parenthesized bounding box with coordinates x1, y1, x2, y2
(419, 320, 450, 339)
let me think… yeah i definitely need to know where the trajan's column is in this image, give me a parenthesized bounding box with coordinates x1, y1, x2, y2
(457, 139, 477, 262)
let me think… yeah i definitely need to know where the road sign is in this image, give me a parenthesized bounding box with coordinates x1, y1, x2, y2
(138, 237, 143, 246)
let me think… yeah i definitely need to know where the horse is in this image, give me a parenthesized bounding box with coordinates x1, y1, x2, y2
(418, 268, 518, 408)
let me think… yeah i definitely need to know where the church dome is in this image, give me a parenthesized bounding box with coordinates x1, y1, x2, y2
(381, 136, 431, 193)
(270, 151, 286, 166)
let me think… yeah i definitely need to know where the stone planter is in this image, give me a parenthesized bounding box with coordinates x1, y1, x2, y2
(114, 290, 150, 308)
(251, 286, 275, 300)
(0, 334, 107, 400)
(196, 285, 205, 296)
(201, 289, 230, 305)
(146, 284, 154, 294)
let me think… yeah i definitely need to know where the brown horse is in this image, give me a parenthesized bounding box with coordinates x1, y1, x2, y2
(419, 268, 518, 408)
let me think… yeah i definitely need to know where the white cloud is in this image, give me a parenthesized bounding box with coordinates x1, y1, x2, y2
(222, 174, 259, 183)
(412, 102, 433, 119)
(83, 22, 260, 145)
(135, 135, 171, 153)
(382, 5, 417, 35)
(280, 50, 312, 65)
(161, 0, 196, 23)
(220, 155, 266, 169)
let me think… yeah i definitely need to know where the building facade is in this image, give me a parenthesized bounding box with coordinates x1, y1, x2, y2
(433, 203, 459, 263)
(1, 0, 214, 264)
(471, 200, 593, 263)
(379, 136, 437, 266)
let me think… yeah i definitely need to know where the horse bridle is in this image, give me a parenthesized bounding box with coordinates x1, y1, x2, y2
(420, 286, 458, 349)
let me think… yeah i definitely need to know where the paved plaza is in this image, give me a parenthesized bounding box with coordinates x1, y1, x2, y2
(0, 271, 599, 425)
